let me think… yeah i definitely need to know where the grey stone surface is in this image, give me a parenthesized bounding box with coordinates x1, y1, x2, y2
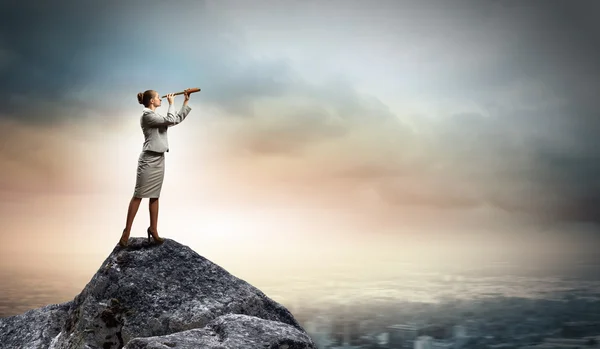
(0, 301, 71, 349)
(124, 313, 315, 349)
(1, 238, 315, 349)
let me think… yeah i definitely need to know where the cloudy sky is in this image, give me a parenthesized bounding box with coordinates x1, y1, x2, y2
(0, 0, 599, 291)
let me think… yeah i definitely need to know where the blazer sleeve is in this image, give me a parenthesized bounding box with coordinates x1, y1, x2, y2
(143, 104, 192, 128)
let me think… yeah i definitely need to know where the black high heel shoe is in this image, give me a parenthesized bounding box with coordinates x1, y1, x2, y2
(147, 227, 164, 244)
(119, 229, 129, 247)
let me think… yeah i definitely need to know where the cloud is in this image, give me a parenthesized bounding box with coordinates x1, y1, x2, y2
(1, 0, 599, 230)
(208, 73, 600, 228)
(0, 47, 17, 73)
(0, 119, 85, 194)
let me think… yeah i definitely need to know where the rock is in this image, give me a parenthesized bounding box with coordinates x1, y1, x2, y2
(0, 301, 71, 349)
(1, 238, 316, 349)
(124, 313, 315, 349)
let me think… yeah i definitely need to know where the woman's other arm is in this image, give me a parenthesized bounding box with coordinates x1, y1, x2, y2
(143, 92, 192, 128)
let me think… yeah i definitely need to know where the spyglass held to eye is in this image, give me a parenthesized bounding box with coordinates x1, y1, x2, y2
(160, 88, 201, 99)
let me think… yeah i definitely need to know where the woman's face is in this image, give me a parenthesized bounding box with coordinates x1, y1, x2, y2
(151, 91, 162, 108)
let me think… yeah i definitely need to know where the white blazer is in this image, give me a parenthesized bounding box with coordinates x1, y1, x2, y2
(140, 104, 192, 153)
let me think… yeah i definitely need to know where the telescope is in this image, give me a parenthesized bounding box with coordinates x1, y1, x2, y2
(161, 88, 201, 99)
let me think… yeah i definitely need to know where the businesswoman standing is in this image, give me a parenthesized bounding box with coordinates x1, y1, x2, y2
(118, 89, 192, 247)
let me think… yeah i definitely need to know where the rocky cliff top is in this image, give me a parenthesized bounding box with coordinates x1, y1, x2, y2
(0, 238, 316, 349)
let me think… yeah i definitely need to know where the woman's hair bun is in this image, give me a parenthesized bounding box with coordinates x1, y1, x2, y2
(137, 92, 144, 105)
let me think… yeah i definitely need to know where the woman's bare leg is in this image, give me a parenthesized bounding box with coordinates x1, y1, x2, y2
(122, 196, 142, 240)
(149, 197, 159, 236)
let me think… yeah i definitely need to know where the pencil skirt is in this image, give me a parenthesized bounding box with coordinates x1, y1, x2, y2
(133, 151, 165, 198)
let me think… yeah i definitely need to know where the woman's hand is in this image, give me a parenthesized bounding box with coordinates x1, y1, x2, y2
(166, 93, 175, 105)
(183, 90, 191, 105)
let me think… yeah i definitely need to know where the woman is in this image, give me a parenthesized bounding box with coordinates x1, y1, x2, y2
(118, 89, 193, 247)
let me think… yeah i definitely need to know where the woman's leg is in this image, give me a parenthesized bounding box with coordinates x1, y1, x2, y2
(122, 196, 142, 239)
(149, 197, 159, 235)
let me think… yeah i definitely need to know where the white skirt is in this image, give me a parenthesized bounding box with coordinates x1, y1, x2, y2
(133, 151, 165, 198)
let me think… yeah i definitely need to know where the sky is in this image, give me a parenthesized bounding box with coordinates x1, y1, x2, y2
(0, 0, 599, 293)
